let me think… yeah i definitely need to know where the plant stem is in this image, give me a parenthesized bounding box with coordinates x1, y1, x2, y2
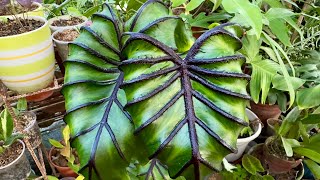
(290, 0, 312, 43)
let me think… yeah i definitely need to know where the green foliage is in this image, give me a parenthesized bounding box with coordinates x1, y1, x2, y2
(49, 125, 80, 173)
(222, 0, 262, 38)
(0, 108, 22, 154)
(220, 154, 274, 180)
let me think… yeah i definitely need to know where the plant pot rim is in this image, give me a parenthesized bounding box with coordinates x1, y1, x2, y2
(0, 139, 25, 169)
(0, 16, 47, 39)
(237, 109, 262, 143)
(250, 101, 280, 108)
(48, 15, 88, 29)
(52, 27, 78, 44)
(21, 111, 37, 131)
(0, 2, 42, 17)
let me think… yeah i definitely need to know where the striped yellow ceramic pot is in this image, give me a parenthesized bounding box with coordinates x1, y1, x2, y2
(0, 2, 44, 18)
(0, 16, 55, 94)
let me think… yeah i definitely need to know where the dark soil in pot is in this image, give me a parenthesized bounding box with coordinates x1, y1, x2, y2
(0, 4, 38, 16)
(54, 29, 79, 42)
(51, 17, 84, 27)
(19, 112, 42, 148)
(0, 18, 44, 37)
(0, 141, 23, 167)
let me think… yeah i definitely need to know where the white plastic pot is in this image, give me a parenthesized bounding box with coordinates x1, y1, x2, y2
(225, 109, 262, 162)
(0, 140, 31, 179)
(52, 27, 78, 62)
(48, 15, 88, 33)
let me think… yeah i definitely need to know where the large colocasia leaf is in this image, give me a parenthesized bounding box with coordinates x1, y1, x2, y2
(62, 0, 196, 179)
(61, 3, 136, 179)
(120, 23, 250, 179)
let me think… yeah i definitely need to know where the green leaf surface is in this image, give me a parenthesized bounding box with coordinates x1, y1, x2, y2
(265, 8, 295, 21)
(181, 12, 232, 28)
(120, 23, 249, 179)
(250, 59, 279, 104)
(294, 147, 320, 164)
(186, 0, 205, 11)
(301, 114, 320, 124)
(135, 159, 173, 179)
(210, 0, 222, 11)
(281, 137, 300, 157)
(222, 0, 262, 38)
(62, 2, 168, 178)
(171, 0, 186, 8)
(279, 107, 300, 136)
(17, 98, 27, 112)
(296, 85, 320, 109)
(49, 139, 64, 149)
(242, 154, 264, 175)
(272, 75, 305, 91)
(304, 159, 320, 179)
(0, 109, 14, 141)
(268, 19, 291, 47)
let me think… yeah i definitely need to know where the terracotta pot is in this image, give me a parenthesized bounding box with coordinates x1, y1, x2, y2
(250, 101, 281, 125)
(26, 82, 54, 102)
(248, 144, 304, 180)
(48, 147, 78, 178)
(266, 118, 281, 136)
(263, 136, 302, 174)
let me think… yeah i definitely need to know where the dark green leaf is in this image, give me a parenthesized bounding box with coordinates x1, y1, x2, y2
(62, 3, 142, 179)
(242, 154, 264, 175)
(301, 114, 320, 124)
(135, 159, 173, 180)
(120, 23, 249, 179)
(181, 12, 232, 28)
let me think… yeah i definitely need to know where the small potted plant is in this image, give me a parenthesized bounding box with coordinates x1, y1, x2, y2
(16, 98, 42, 148)
(52, 27, 80, 62)
(0, 1, 55, 94)
(49, 125, 80, 178)
(48, 15, 88, 33)
(225, 109, 262, 162)
(0, 0, 44, 18)
(0, 108, 31, 179)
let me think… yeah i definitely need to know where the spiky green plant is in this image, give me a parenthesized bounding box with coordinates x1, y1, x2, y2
(62, 0, 250, 179)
